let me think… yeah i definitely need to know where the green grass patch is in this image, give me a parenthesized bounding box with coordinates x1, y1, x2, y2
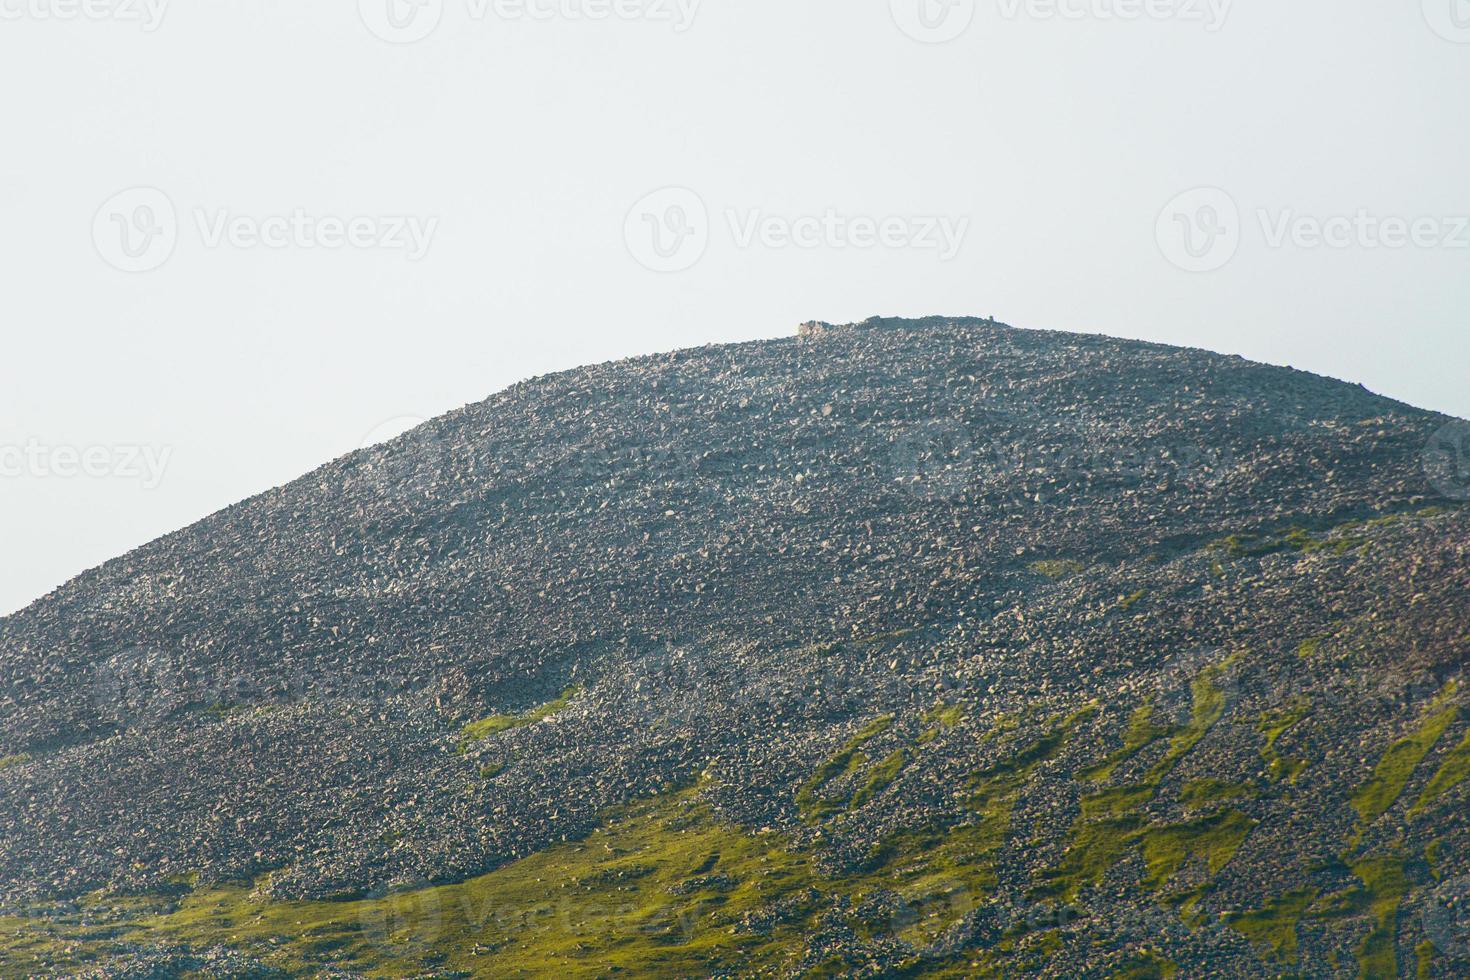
(1035, 813, 1146, 903)
(849, 749, 908, 810)
(1425, 840, 1444, 879)
(10, 711, 1153, 979)
(1028, 559, 1085, 581)
(1312, 854, 1414, 979)
(916, 703, 964, 745)
(1226, 888, 1319, 964)
(1080, 706, 1172, 784)
(969, 705, 1097, 794)
(859, 823, 997, 942)
(1179, 779, 1254, 807)
(1118, 590, 1147, 612)
(1323, 681, 1464, 978)
(0, 787, 858, 979)
(1035, 660, 1252, 906)
(1210, 525, 1365, 560)
(1209, 508, 1458, 567)
(925, 703, 964, 728)
(1411, 727, 1470, 815)
(964, 705, 1096, 811)
(1037, 808, 1255, 908)
(458, 685, 581, 751)
(1152, 656, 1240, 778)
(860, 705, 1100, 939)
(1210, 534, 1282, 559)
(1350, 689, 1460, 835)
(796, 715, 894, 822)
(1109, 950, 1179, 978)
(1350, 856, 1411, 980)
(1258, 698, 1311, 784)
(1417, 939, 1437, 979)
(3, 765, 1097, 979)
(0, 754, 30, 771)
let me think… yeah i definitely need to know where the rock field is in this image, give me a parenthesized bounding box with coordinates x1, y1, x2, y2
(1, 316, 1468, 977)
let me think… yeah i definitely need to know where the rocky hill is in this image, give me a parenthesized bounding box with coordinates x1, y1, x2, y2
(1, 316, 1468, 978)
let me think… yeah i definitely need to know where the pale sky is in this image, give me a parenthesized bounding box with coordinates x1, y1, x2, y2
(1, 0, 1467, 615)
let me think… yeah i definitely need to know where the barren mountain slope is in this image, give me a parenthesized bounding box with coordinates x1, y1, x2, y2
(1, 317, 1468, 978)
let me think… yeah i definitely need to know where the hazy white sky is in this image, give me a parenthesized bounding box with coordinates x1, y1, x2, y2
(1, 0, 1467, 615)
